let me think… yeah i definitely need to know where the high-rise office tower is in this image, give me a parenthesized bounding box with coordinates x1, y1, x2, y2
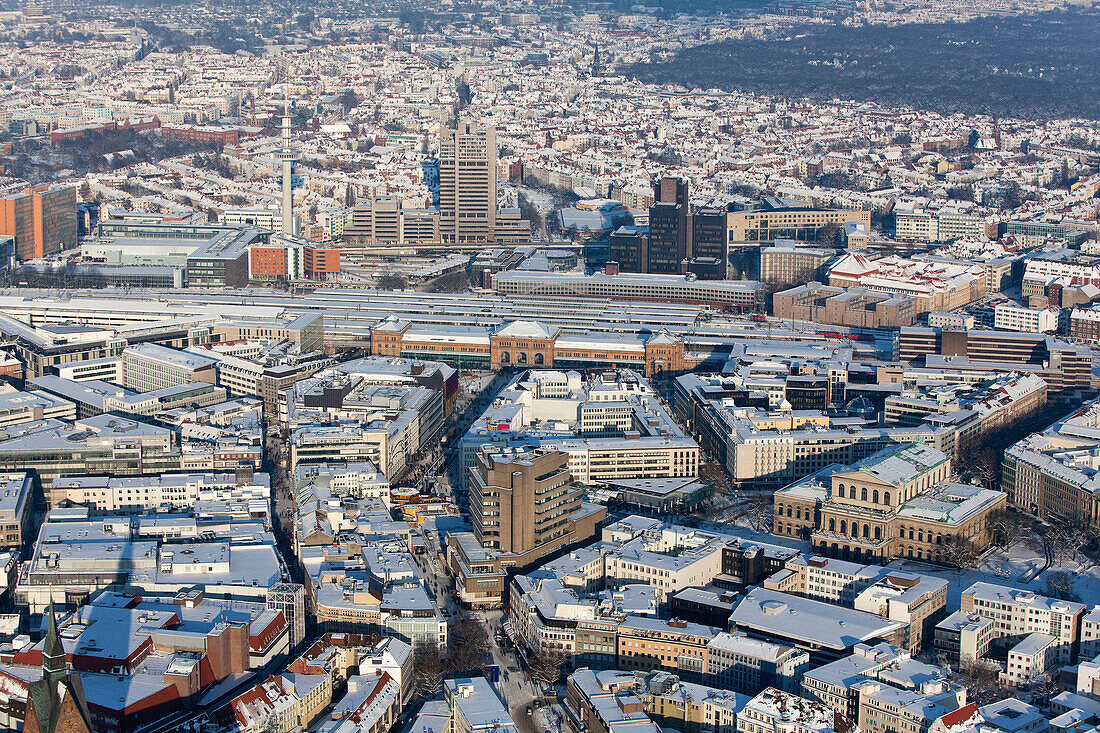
(647, 176, 688, 274)
(470, 448, 584, 556)
(688, 206, 728, 279)
(0, 185, 77, 260)
(609, 225, 648, 273)
(440, 121, 497, 244)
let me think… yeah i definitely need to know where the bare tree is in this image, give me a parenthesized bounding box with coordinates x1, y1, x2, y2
(1047, 522, 1095, 566)
(528, 645, 569, 689)
(939, 537, 979, 570)
(375, 272, 408, 291)
(1044, 571, 1080, 602)
(413, 641, 446, 697)
(957, 440, 1000, 489)
(986, 509, 1026, 551)
(955, 654, 1007, 704)
(816, 222, 841, 246)
(742, 493, 773, 533)
(446, 614, 490, 674)
(427, 270, 472, 294)
(1030, 672, 1063, 704)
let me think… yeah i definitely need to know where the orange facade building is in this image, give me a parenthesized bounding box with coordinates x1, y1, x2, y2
(305, 247, 340, 278)
(0, 184, 77, 260)
(249, 246, 289, 280)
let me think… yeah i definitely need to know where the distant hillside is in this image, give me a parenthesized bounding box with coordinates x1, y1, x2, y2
(626, 10, 1100, 120)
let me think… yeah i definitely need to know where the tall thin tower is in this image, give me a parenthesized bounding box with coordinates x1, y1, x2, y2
(279, 66, 299, 236)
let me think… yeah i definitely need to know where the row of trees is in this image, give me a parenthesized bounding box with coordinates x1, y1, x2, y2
(411, 614, 569, 700)
(411, 614, 491, 697)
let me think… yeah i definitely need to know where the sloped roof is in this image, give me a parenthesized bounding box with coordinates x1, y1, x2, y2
(495, 320, 560, 339)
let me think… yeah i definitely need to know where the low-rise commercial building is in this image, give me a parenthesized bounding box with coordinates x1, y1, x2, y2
(897, 327, 1091, 394)
(492, 270, 765, 311)
(729, 588, 907, 664)
(1001, 397, 1100, 522)
(51, 470, 270, 515)
(0, 384, 75, 426)
(738, 687, 838, 733)
(773, 282, 917, 329)
(0, 413, 179, 500)
(993, 304, 1060, 334)
(0, 473, 32, 549)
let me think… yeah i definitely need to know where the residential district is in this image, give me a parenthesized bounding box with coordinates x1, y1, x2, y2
(0, 0, 1097, 733)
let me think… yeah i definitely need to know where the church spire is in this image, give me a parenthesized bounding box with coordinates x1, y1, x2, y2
(42, 599, 65, 681)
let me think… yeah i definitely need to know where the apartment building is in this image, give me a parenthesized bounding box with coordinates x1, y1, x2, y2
(767, 555, 884, 605)
(883, 374, 1048, 439)
(1068, 305, 1100, 344)
(993, 304, 1060, 334)
(303, 534, 447, 648)
(960, 582, 1085, 668)
(729, 419, 953, 490)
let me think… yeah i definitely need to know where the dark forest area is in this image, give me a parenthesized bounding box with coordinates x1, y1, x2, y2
(628, 9, 1100, 119)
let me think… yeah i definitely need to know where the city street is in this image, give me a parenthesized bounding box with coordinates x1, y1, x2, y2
(480, 611, 543, 733)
